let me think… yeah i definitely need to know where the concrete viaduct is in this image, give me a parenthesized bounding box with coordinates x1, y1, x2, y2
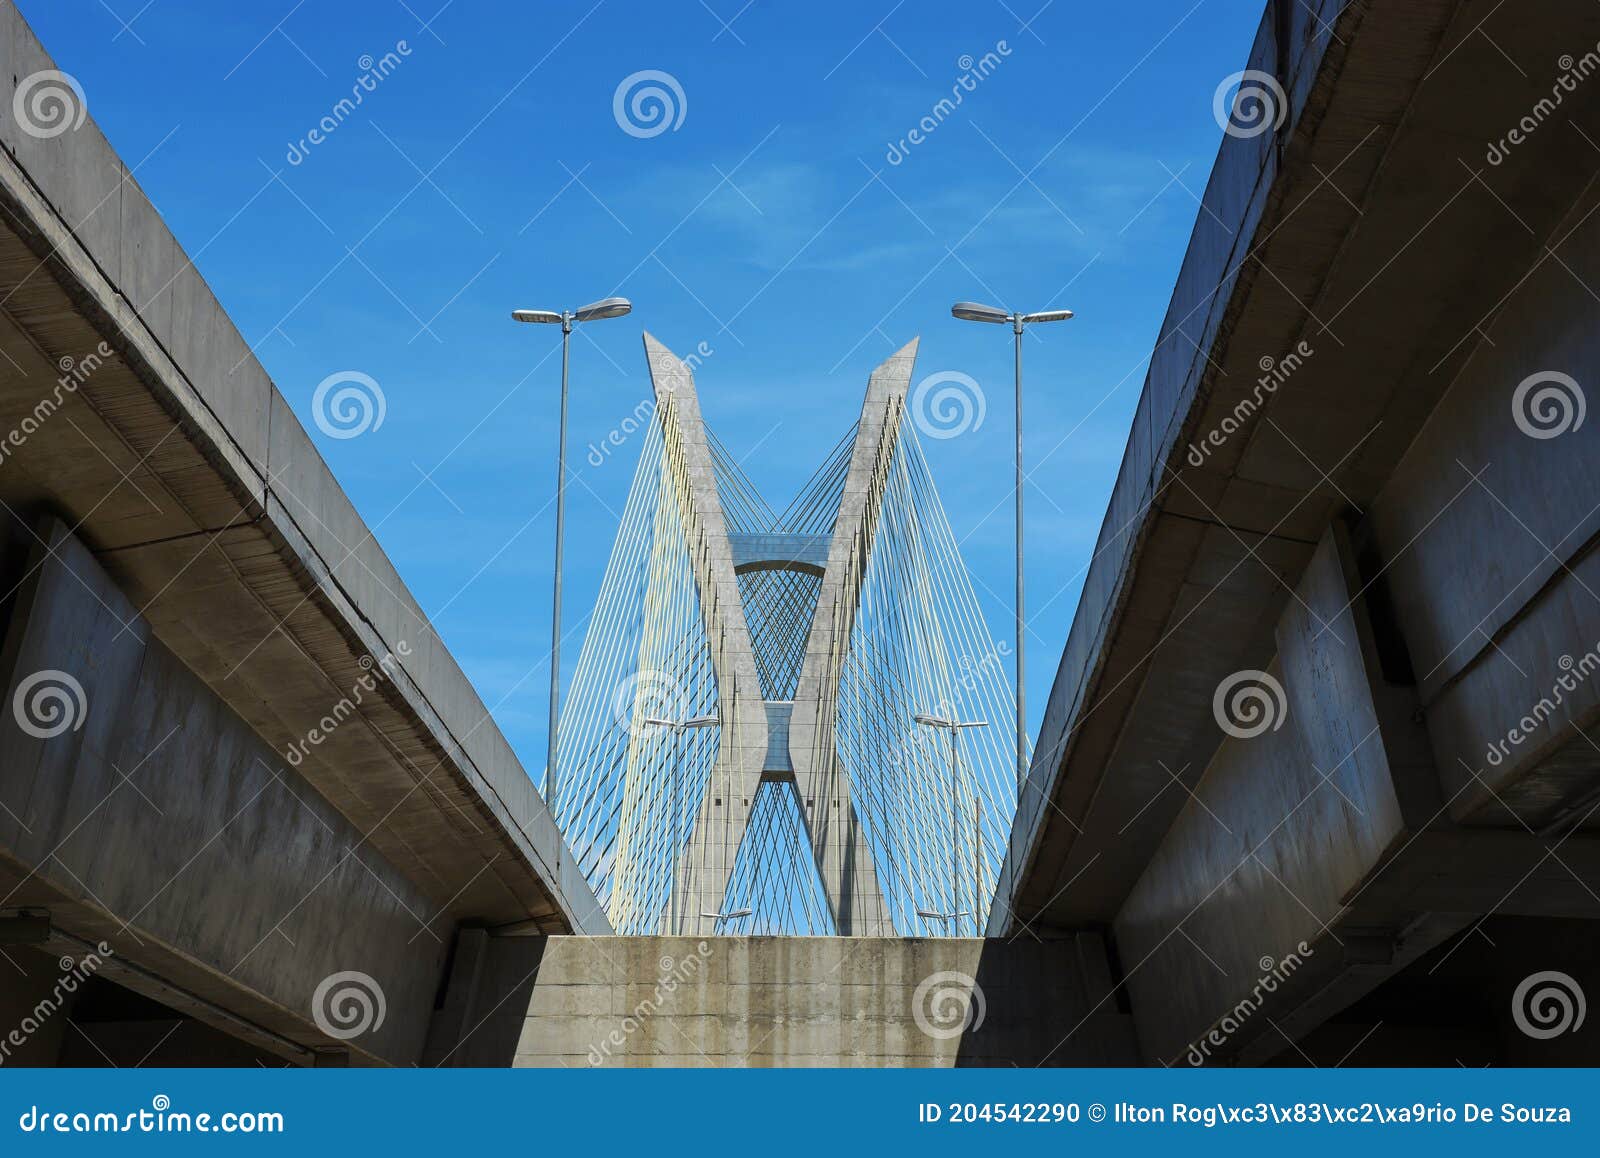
(994, 0, 1600, 1065)
(4, 0, 1600, 1067)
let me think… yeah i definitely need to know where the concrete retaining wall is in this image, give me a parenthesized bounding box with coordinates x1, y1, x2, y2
(428, 934, 1138, 1067)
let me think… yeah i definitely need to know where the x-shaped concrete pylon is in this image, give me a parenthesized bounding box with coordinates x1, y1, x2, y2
(642, 333, 918, 936)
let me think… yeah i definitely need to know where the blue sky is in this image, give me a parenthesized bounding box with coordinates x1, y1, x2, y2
(28, 0, 1263, 775)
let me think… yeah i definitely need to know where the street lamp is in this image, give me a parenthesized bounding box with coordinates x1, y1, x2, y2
(949, 299, 1072, 926)
(915, 908, 972, 932)
(513, 296, 633, 805)
(701, 908, 753, 933)
(914, 712, 989, 936)
(642, 712, 720, 934)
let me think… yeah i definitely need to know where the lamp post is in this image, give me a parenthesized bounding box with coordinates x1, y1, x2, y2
(700, 906, 753, 938)
(914, 711, 989, 936)
(949, 300, 1072, 925)
(642, 712, 720, 934)
(915, 908, 973, 933)
(513, 297, 632, 804)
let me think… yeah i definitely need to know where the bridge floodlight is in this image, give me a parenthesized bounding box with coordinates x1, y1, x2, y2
(512, 308, 564, 324)
(574, 296, 632, 322)
(1020, 308, 1074, 325)
(914, 713, 988, 730)
(951, 300, 1009, 324)
(643, 713, 720, 731)
(640, 711, 721, 934)
(702, 908, 752, 920)
(915, 711, 989, 937)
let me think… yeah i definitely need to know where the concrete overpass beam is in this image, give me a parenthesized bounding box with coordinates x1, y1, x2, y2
(1365, 175, 1600, 830)
(1112, 521, 1447, 1063)
(0, 520, 451, 1064)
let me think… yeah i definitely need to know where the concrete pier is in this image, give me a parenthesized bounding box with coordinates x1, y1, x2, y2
(427, 935, 1137, 1067)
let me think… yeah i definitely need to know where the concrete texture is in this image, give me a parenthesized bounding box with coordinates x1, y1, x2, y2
(1364, 171, 1600, 827)
(427, 934, 1137, 1067)
(1113, 523, 1450, 1063)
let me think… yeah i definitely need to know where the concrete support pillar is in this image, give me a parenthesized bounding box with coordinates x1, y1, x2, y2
(788, 342, 919, 936)
(645, 337, 915, 936)
(644, 335, 769, 936)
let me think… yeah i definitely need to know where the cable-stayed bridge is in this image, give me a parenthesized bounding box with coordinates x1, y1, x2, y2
(549, 337, 1019, 937)
(6, 0, 1593, 1069)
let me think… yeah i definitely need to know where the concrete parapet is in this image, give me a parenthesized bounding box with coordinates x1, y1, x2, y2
(427, 933, 1137, 1067)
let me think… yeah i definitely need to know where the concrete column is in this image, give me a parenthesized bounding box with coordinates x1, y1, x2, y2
(643, 335, 769, 935)
(789, 340, 920, 936)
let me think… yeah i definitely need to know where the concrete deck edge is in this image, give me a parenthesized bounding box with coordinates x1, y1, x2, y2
(0, 3, 609, 935)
